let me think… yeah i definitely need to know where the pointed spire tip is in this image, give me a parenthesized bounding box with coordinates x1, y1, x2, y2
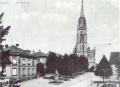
(80, 0, 84, 17)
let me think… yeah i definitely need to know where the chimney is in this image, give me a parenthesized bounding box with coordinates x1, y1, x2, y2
(16, 44, 19, 47)
(33, 50, 35, 53)
(5, 44, 8, 48)
(39, 49, 41, 52)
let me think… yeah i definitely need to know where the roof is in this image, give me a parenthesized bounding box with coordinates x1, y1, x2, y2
(4, 45, 37, 59)
(4, 45, 24, 53)
(109, 52, 120, 65)
(33, 52, 47, 57)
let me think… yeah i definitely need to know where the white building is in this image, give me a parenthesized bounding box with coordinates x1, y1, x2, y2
(4, 44, 37, 80)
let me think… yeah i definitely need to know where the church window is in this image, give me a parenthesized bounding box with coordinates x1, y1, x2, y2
(81, 31, 83, 34)
(80, 34, 84, 43)
(80, 45, 81, 51)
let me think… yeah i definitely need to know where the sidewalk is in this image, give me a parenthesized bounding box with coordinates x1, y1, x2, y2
(20, 72, 119, 87)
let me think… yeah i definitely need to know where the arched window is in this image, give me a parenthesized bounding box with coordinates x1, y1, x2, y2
(82, 45, 84, 50)
(80, 34, 84, 43)
(80, 45, 81, 51)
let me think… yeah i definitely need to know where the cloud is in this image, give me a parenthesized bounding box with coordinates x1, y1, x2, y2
(1, 0, 119, 62)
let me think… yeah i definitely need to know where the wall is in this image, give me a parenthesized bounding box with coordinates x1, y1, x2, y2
(5, 65, 11, 77)
(9, 56, 37, 78)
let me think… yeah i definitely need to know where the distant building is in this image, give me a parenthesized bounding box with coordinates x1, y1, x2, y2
(109, 52, 120, 67)
(4, 44, 37, 80)
(33, 50, 47, 67)
(109, 52, 120, 74)
(87, 49, 96, 68)
(73, 0, 96, 68)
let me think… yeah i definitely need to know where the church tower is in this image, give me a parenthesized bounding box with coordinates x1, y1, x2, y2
(74, 0, 87, 57)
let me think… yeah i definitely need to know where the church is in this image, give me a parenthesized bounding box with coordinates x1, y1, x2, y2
(73, 0, 96, 69)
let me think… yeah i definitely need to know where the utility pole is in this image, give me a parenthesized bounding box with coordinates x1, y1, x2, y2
(102, 69, 105, 83)
(118, 60, 120, 87)
(83, 33, 84, 57)
(91, 77, 92, 87)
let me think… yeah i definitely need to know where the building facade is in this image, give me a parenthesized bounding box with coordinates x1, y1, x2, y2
(73, 0, 96, 68)
(4, 45, 37, 80)
(109, 52, 120, 75)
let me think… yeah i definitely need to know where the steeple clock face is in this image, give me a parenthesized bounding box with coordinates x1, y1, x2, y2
(80, 19, 86, 28)
(80, 21, 84, 27)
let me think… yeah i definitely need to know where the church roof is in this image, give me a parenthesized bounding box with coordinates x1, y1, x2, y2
(109, 52, 120, 65)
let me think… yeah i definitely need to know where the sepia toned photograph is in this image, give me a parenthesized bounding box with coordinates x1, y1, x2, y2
(0, 0, 119, 87)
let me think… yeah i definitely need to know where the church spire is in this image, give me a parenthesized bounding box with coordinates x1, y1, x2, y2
(80, 0, 84, 17)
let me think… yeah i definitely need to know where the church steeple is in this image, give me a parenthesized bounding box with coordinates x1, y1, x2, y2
(74, 0, 87, 57)
(80, 0, 84, 17)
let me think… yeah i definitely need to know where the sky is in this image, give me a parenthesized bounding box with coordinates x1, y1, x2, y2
(0, 0, 119, 63)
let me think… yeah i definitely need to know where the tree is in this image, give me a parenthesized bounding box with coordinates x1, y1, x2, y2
(82, 56, 89, 71)
(46, 52, 57, 74)
(62, 54, 69, 80)
(95, 55, 113, 77)
(0, 13, 11, 77)
(70, 54, 78, 74)
(0, 13, 11, 43)
(62, 54, 75, 80)
(89, 66, 95, 72)
(37, 62, 44, 76)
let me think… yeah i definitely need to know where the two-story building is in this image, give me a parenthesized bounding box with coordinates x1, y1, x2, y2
(33, 50, 47, 68)
(4, 44, 37, 80)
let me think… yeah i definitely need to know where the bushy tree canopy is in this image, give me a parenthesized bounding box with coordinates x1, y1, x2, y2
(95, 55, 113, 77)
(37, 62, 44, 76)
(46, 52, 89, 77)
(46, 52, 57, 74)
